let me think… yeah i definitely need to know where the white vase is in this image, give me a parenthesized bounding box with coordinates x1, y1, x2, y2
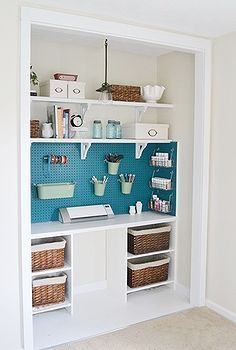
(42, 123, 53, 138)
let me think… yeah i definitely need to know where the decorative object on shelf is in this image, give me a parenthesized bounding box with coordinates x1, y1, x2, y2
(105, 153, 123, 175)
(141, 85, 165, 103)
(91, 176, 108, 196)
(111, 84, 141, 102)
(106, 120, 116, 138)
(122, 122, 169, 140)
(150, 150, 174, 167)
(32, 273, 67, 307)
(128, 224, 171, 255)
(127, 255, 170, 288)
(92, 120, 103, 139)
(67, 81, 85, 99)
(35, 182, 76, 200)
(70, 114, 88, 139)
(114, 120, 122, 138)
(41, 122, 53, 138)
(119, 173, 135, 194)
(30, 65, 39, 96)
(129, 205, 136, 215)
(31, 237, 66, 272)
(40, 79, 68, 98)
(149, 193, 172, 213)
(96, 39, 113, 102)
(135, 201, 143, 214)
(30, 120, 40, 138)
(54, 73, 78, 81)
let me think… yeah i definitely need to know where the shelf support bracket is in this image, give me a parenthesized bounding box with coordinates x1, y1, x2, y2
(135, 106, 148, 122)
(135, 142, 147, 159)
(81, 142, 91, 160)
(81, 103, 91, 116)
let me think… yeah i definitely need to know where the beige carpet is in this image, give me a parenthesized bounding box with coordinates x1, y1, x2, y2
(51, 307, 236, 350)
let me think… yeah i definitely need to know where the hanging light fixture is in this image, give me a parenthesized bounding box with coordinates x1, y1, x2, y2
(96, 39, 112, 102)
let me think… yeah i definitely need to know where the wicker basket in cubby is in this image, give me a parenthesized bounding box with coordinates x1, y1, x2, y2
(31, 237, 66, 272)
(111, 84, 141, 102)
(32, 273, 67, 307)
(127, 255, 170, 288)
(128, 225, 171, 255)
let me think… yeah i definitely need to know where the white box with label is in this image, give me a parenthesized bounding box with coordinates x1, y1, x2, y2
(122, 123, 169, 140)
(68, 81, 85, 99)
(40, 79, 68, 98)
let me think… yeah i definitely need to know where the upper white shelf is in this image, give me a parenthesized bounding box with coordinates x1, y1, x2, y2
(30, 96, 174, 109)
(30, 138, 172, 159)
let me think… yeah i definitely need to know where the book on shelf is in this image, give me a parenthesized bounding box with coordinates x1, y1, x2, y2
(47, 105, 71, 139)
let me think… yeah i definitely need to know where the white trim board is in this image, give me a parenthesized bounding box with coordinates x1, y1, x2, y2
(206, 300, 236, 323)
(20, 6, 211, 350)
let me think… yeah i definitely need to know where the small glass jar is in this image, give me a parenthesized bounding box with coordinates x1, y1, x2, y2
(92, 120, 102, 139)
(106, 120, 116, 139)
(115, 121, 122, 139)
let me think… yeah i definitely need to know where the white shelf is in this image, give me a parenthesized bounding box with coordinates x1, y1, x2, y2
(32, 298, 71, 315)
(31, 262, 71, 277)
(127, 280, 174, 294)
(30, 137, 172, 144)
(31, 96, 174, 109)
(127, 249, 174, 260)
(31, 212, 176, 239)
(30, 137, 172, 159)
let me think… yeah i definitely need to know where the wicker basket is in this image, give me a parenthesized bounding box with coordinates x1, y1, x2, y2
(128, 225, 171, 255)
(111, 84, 141, 102)
(30, 120, 40, 138)
(127, 255, 170, 288)
(31, 237, 66, 272)
(32, 273, 67, 307)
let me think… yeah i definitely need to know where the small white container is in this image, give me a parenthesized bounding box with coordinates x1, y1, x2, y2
(136, 201, 143, 214)
(122, 123, 169, 140)
(40, 79, 68, 98)
(67, 81, 85, 99)
(129, 206, 136, 215)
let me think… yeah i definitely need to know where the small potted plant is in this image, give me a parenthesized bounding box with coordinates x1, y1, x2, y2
(30, 65, 39, 96)
(105, 153, 123, 175)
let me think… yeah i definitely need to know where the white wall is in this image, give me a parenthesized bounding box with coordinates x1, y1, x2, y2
(31, 37, 160, 137)
(207, 32, 236, 315)
(0, 1, 22, 349)
(157, 52, 195, 290)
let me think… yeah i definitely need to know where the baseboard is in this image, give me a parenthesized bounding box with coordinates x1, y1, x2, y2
(175, 282, 190, 300)
(206, 299, 236, 323)
(76, 280, 107, 294)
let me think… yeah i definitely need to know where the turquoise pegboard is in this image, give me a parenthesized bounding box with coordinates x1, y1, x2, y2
(31, 142, 177, 223)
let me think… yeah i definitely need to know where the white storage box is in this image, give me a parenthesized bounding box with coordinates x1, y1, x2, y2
(68, 81, 85, 99)
(122, 123, 169, 140)
(40, 79, 68, 98)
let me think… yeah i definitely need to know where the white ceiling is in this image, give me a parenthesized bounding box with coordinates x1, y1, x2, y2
(27, 0, 236, 38)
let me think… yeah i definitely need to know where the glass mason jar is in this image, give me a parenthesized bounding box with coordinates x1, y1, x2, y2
(92, 120, 102, 139)
(114, 121, 122, 139)
(106, 120, 116, 139)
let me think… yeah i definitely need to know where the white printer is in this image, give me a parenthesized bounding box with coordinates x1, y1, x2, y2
(59, 204, 114, 223)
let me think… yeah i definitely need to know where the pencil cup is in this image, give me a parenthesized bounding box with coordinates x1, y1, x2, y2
(121, 182, 133, 195)
(107, 161, 120, 175)
(94, 181, 106, 196)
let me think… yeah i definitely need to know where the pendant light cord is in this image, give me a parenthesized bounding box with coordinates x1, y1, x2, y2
(105, 39, 108, 84)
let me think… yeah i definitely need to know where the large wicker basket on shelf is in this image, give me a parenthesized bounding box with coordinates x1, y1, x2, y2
(31, 237, 66, 272)
(127, 255, 170, 288)
(128, 225, 171, 255)
(111, 84, 141, 102)
(32, 273, 67, 307)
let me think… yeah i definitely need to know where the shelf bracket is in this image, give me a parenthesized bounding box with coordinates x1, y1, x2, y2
(81, 142, 91, 160)
(135, 106, 148, 122)
(135, 142, 147, 159)
(81, 103, 91, 116)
